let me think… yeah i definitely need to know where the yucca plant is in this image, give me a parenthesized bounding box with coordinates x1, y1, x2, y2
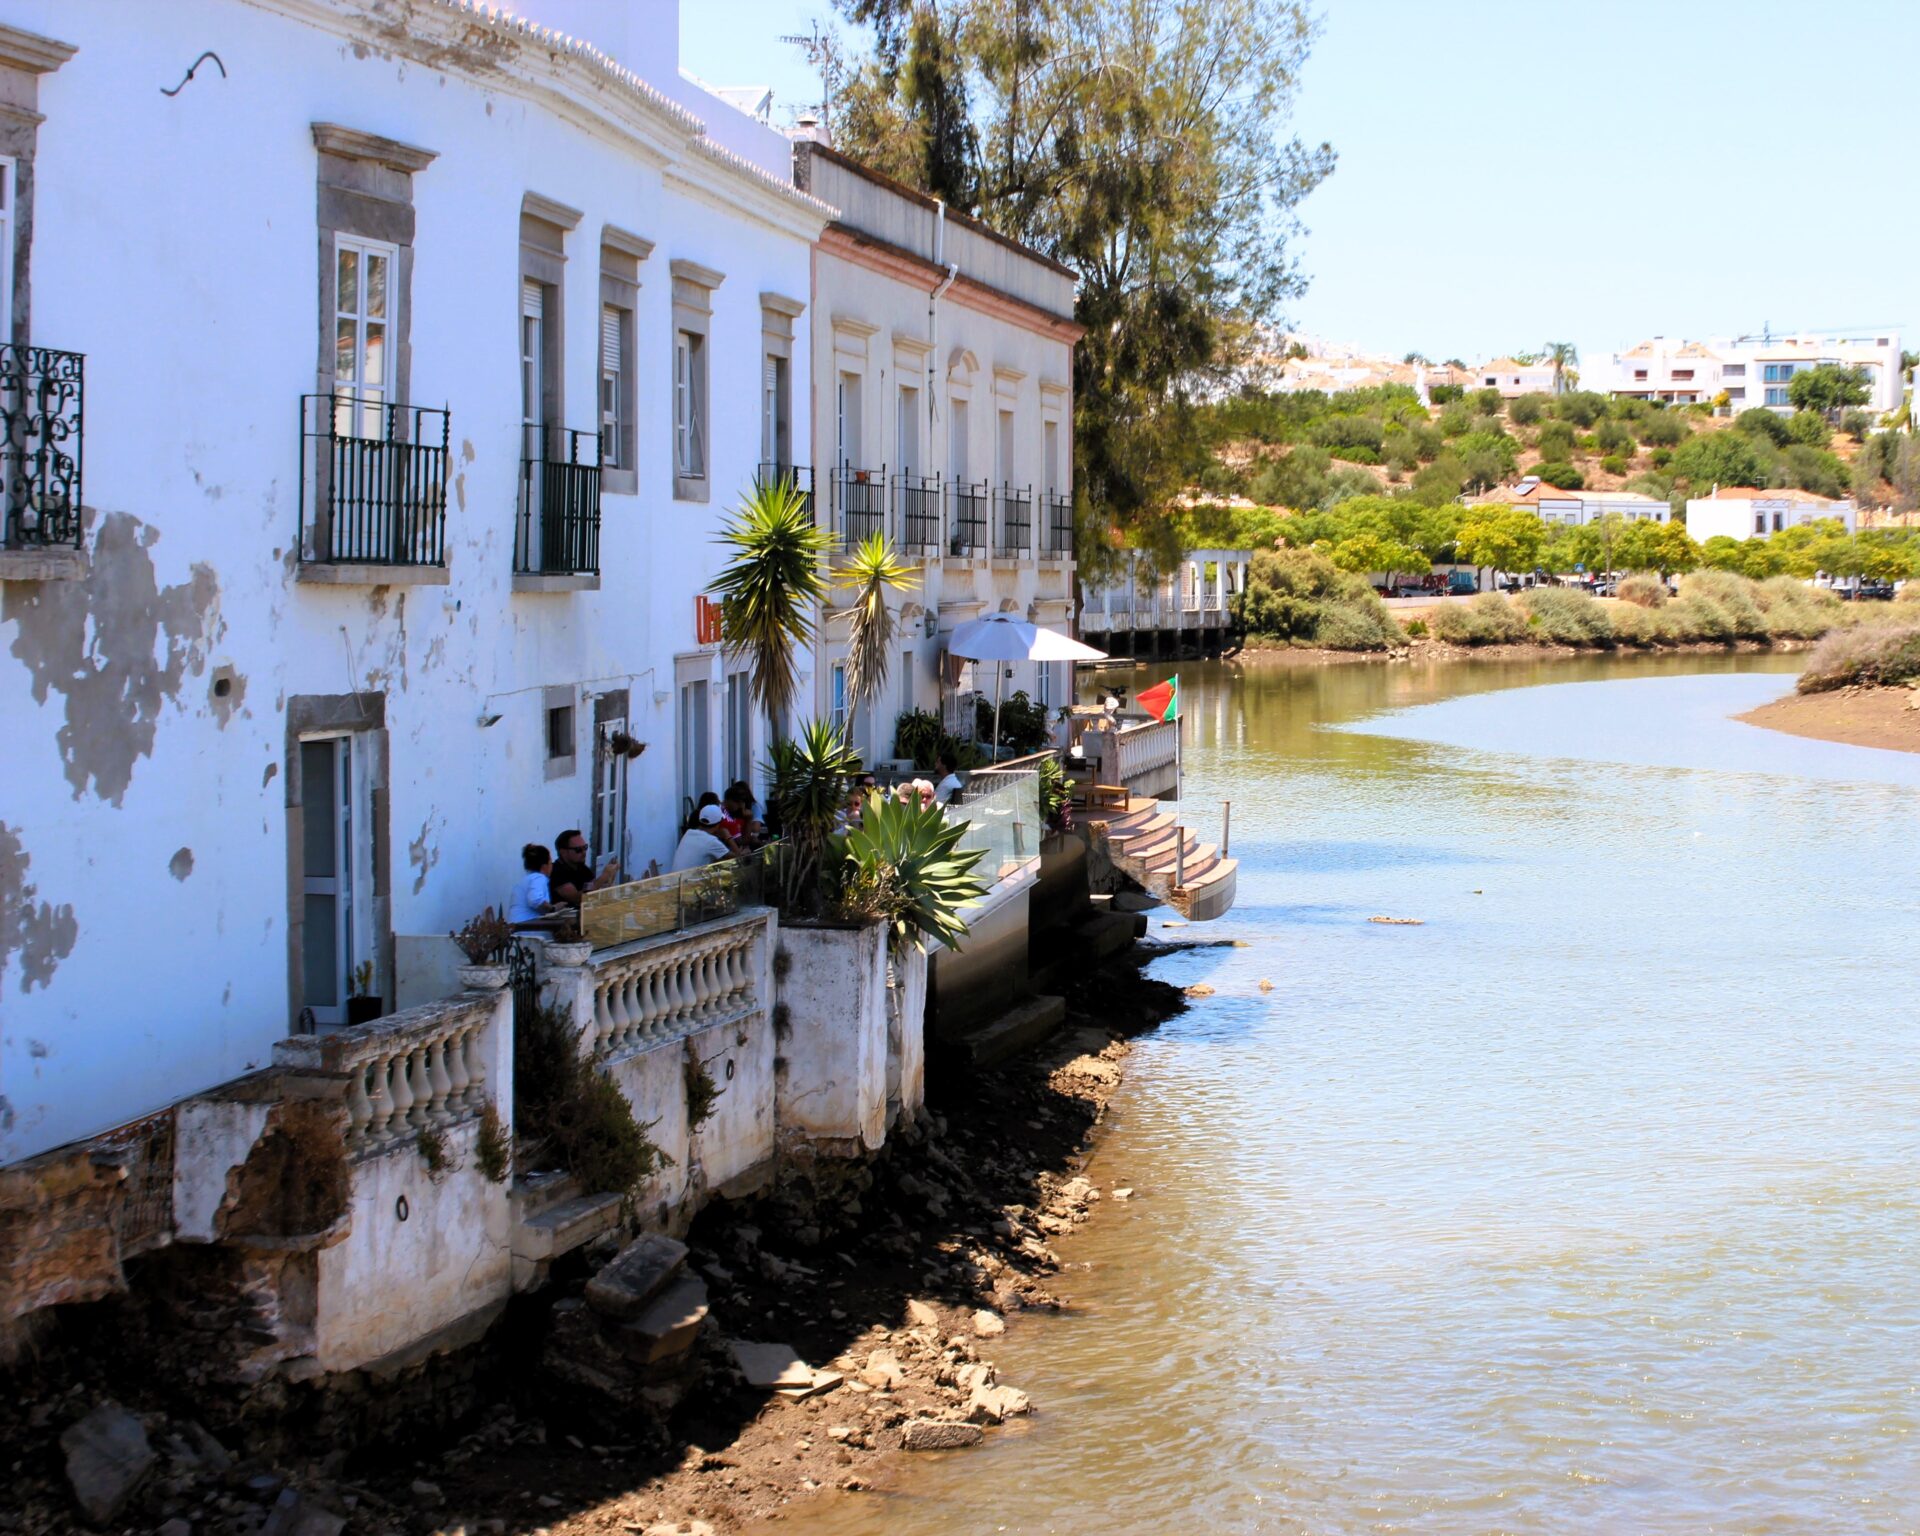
(837, 532, 918, 720)
(710, 476, 832, 729)
(832, 791, 987, 956)
(764, 718, 862, 912)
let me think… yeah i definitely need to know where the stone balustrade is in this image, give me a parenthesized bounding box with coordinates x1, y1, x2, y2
(587, 911, 765, 1062)
(274, 993, 497, 1158)
(1114, 717, 1178, 783)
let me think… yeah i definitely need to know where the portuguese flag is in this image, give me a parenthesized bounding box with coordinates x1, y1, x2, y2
(1136, 675, 1179, 722)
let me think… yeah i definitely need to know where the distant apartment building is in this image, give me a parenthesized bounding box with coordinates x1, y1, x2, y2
(1592, 331, 1904, 415)
(1685, 487, 1857, 543)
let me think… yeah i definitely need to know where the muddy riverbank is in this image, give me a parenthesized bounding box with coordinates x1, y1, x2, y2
(2, 951, 1188, 1536)
(1737, 684, 1920, 754)
(1233, 636, 1802, 667)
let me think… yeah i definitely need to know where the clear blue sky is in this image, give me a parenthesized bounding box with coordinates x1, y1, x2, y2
(681, 0, 1919, 367)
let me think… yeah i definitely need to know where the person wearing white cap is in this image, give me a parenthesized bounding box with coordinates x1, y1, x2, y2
(671, 802, 734, 872)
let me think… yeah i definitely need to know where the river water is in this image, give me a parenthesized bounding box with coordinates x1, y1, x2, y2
(789, 654, 1920, 1535)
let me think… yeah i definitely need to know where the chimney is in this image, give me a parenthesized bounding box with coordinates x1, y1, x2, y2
(792, 111, 831, 147)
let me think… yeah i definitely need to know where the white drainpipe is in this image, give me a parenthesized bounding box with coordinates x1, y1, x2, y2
(928, 200, 958, 469)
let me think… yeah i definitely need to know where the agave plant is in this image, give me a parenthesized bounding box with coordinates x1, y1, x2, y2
(832, 791, 987, 955)
(764, 718, 862, 912)
(710, 476, 831, 729)
(837, 532, 918, 720)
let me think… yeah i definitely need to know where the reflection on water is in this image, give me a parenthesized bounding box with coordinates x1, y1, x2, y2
(778, 653, 1920, 1536)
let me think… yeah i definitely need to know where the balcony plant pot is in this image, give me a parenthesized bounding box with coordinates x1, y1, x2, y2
(457, 962, 511, 991)
(345, 995, 383, 1026)
(544, 940, 593, 967)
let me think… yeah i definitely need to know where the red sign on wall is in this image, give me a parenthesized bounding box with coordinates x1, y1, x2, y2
(695, 595, 724, 646)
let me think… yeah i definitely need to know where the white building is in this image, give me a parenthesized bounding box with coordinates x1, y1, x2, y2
(790, 142, 1081, 765)
(0, 0, 831, 1166)
(1593, 330, 1904, 415)
(1684, 487, 1857, 543)
(1472, 480, 1672, 525)
(1474, 356, 1561, 398)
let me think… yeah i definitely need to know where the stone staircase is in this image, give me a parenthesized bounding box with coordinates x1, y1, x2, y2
(1091, 795, 1238, 922)
(541, 1232, 711, 1411)
(509, 1169, 623, 1289)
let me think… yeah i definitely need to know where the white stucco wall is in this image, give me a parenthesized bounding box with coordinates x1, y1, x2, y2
(775, 923, 890, 1153)
(0, 0, 829, 1164)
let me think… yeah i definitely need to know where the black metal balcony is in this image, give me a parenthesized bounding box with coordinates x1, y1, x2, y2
(831, 463, 886, 545)
(756, 461, 815, 525)
(948, 480, 988, 556)
(1, 344, 83, 550)
(516, 424, 602, 575)
(994, 485, 1032, 558)
(1044, 491, 1074, 556)
(892, 471, 941, 548)
(299, 395, 448, 567)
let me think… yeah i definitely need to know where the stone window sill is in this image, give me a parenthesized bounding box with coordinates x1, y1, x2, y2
(298, 562, 450, 587)
(673, 475, 710, 504)
(512, 572, 601, 594)
(0, 545, 86, 581)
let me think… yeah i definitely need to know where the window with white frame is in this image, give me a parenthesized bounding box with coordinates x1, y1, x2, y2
(762, 355, 788, 468)
(836, 371, 863, 467)
(600, 304, 628, 469)
(830, 662, 848, 736)
(675, 330, 705, 478)
(724, 669, 751, 788)
(897, 384, 920, 475)
(334, 233, 398, 437)
(996, 408, 1015, 487)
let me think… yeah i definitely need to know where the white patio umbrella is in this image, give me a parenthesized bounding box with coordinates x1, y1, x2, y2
(947, 613, 1109, 754)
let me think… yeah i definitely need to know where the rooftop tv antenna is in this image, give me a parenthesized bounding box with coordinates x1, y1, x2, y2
(780, 20, 841, 133)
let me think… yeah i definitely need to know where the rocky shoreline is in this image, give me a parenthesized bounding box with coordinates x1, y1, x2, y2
(3, 951, 1188, 1536)
(1235, 635, 1806, 666)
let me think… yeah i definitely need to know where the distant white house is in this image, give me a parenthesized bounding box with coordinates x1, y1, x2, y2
(1684, 487, 1857, 543)
(1591, 330, 1904, 415)
(1471, 480, 1672, 525)
(1473, 357, 1560, 398)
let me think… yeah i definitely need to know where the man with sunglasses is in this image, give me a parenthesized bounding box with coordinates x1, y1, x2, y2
(550, 829, 617, 909)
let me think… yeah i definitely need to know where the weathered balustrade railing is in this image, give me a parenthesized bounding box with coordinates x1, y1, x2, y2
(0, 343, 84, 550)
(586, 911, 765, 1061)
(274, 993, 497, 1158)
(1113, 716, 1179, 785)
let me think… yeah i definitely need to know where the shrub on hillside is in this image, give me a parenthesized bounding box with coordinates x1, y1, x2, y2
(1536, 421, 1576, 461)
(1783, 444, 1848, 499)
(1734, 408, 1792, 446)
(1311, 414, 1385, 455)
(1241, 547, 1402, 650)
(1752, 575, 1842, 639)
(1438, 402, 1474, 438)
(1787, 410, 1831, 447)
(1608, 601, 1659, 646)
(1671, 431, 1775, 488)
(1534, 461, 1584, 489)
(1429, 383, 1464, 404)
(1553, 392, 1607, 427)
(1595, 418, 1636, 455)
(1841, 408, 1873, 441)
(1600, 454, 1630, 476)
(1617, 574, 1668, 608)
(1508, 392, 1550, 425)
(1517, 587, 1615, 645)
(1472, 388, 1504, 416)
(1650, 448, 1673, 469)
(1639, 411, 1690, 448)
(1430, 592, 1528, 645)
(1796, 625, 1920, 692)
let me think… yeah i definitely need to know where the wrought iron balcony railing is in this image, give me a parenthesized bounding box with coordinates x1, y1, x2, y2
(892, 471, 941, 549)
(1044, 491, 1074, 556)
(831, 463, 886, 545)
(948, 480, 988, 556)
(515, 424, 602, 575)
(756, 461, 814, 525)
(299, 395, 448, 567)
(1, 344, 84, 551)
(994, 484, 1032, 558)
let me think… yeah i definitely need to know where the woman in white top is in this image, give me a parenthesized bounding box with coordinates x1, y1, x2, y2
(508, 843, 555, 923)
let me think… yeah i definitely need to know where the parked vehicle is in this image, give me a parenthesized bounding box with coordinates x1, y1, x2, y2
(1857, 581, 1895, 601)
(1446, 570, 1479, 597)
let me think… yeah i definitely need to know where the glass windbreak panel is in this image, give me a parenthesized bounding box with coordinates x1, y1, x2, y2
(301, 741, 337, 878)
(302, 893, 339, 1008)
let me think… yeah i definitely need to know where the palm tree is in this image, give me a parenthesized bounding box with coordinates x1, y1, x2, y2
(1545, 341, 1579, 396)
(710, 476, 831, 729)
(837, 532, 919, 725)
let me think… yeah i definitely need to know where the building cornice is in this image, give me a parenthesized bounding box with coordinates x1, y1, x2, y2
(251, 0, 835, 238)
(0, 21, 75, 75)
(819, 225, 1083, 344)
(312, 122, 438, 173)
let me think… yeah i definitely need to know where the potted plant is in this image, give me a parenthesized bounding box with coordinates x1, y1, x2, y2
(345, 960, 383, 1026)
(607, 730, 646, 760)
(544, 913, 593, 968)
(450, 906, 513, 990)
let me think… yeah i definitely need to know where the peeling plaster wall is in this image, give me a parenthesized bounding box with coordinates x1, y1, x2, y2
(0, 0, 822, 1164)
(774, 924, 891, 1155)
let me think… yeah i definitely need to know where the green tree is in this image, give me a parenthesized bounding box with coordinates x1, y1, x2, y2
(1329, 533, 1427, 585)
(1669, 430, 1775, 489)
(835, 0, 1335, 560)
(1543, 340, 1578, 395)
(837, 533, 919, 719)
(1455, 506, 1545, 577)
(1786, 410, 1830, 447)
(1613, 518, 1700, 575)
(1786, 363, 1869, 419)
